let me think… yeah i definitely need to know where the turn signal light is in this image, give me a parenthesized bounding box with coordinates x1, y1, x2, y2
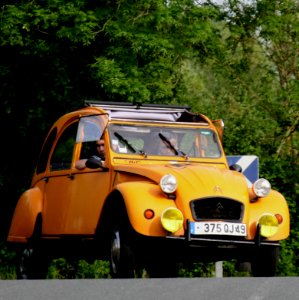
(144, 209, 155, 219)
(275, 214, 283, 224)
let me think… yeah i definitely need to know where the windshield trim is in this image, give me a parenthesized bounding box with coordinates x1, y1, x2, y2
(109, 119, 209, 126)
(107, 123, 223, 159)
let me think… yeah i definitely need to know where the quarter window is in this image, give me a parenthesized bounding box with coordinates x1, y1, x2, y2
(36, 128, 57, 174)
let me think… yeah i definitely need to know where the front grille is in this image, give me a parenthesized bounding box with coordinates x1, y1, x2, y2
(190, 197, 243, 221)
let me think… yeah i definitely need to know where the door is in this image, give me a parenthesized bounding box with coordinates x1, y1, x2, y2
(63, 114, 111, 234)
(42, 114, 110, 236)
(42, 121, 78, 235)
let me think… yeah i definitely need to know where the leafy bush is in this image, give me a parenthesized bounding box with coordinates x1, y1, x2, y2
(0, 242, 16, 279)
(47, 258, 110, 279)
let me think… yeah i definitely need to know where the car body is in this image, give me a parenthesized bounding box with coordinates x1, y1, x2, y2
(8, 101, 290, 278)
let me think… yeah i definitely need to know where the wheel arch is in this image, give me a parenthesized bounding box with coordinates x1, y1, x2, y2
(247, 190, 290, 241)
(97, 181, 179, 238)
(96, 189, 127, 236)
(7, 187, 43, 243)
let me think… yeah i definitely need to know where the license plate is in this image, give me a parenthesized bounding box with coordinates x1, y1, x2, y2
(190, 221, 247, 237)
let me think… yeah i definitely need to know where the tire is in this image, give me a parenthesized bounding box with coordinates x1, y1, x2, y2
(16, 216, 48, 279)
(16, 244, 48, 279)
(251, 246, 279, 277)
(109, 208, 139, 278)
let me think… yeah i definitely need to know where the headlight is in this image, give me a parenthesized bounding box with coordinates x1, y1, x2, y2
(160, 174, 177, 194)
(258, 214, 279, 238)
(161, 207, 184, 233)
(252, 178, 271, 197)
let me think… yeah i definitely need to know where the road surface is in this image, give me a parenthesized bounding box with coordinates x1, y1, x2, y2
(1, 277, 299, 300)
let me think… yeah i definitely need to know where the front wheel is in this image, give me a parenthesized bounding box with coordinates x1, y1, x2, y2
(109, 212, 140, 278)
(251, 246, 279, 277)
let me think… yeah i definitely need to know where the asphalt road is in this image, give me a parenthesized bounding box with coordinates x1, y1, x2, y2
(1, 277, 299, 300)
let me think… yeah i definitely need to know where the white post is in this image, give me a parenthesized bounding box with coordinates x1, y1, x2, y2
(215, 261, 223, 278)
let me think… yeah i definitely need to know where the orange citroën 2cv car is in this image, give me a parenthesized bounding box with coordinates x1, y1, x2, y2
(8, 101, 289, 278)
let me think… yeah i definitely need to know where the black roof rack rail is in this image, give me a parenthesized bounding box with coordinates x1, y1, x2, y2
(84, 100, 190, 111)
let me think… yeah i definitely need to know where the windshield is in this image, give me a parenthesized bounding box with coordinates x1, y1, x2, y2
(108, 124, 222, 158)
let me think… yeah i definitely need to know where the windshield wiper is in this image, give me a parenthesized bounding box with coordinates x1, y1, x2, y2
(138, 150, 148, 158)
(114, 132, 136, 153)
(158, 133, 188, 159)
(114, 132, 147, 157)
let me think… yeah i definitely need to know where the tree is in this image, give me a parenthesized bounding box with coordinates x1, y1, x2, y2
(188, 0, 299, 275)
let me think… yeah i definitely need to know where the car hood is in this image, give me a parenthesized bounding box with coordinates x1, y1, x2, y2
(114, 162, 249, 202)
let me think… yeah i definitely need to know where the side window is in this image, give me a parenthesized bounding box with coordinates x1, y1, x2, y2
(50, 122, 78, 171)
(36, 128, 57, 174)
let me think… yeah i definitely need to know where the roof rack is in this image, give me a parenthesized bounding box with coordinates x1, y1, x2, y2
(84, 100, 190, 112)
(83, 100, 208, 124)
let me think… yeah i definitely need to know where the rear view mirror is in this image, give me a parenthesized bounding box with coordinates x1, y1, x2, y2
(229, 164, 242, 173)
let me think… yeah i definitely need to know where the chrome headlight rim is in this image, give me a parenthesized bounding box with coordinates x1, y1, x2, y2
(253, 178, 271, 198)
(160, 174, 178, 194)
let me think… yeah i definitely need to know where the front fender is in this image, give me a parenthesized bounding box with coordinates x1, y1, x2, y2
(115, 181, 182, 237)
(247, 190, 290, 240)
(7, 187, 43, 243)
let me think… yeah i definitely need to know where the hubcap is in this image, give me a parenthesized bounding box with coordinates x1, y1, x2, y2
(110, 230, 121, 274)
(19, 247, 33, 278)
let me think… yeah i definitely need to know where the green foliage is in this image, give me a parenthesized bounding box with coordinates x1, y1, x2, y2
(178, 261, 250, 277)
(88, 0, 222, 102)
(277, 239, 299, 276)
(0, 242, 16, 279)
(222, 261, 250, 277)
(179, 262, 215, 277)
(47, 258, 110, 279)
(0, 246, 111, 279)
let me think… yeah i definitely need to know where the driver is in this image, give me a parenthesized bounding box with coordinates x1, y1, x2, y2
(75, 139, 105, 170)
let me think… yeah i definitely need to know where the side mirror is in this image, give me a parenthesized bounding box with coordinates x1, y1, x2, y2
(229, 163, 242, 173)
(212, 119, 224, 143)
(86, 155, 106, 170)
